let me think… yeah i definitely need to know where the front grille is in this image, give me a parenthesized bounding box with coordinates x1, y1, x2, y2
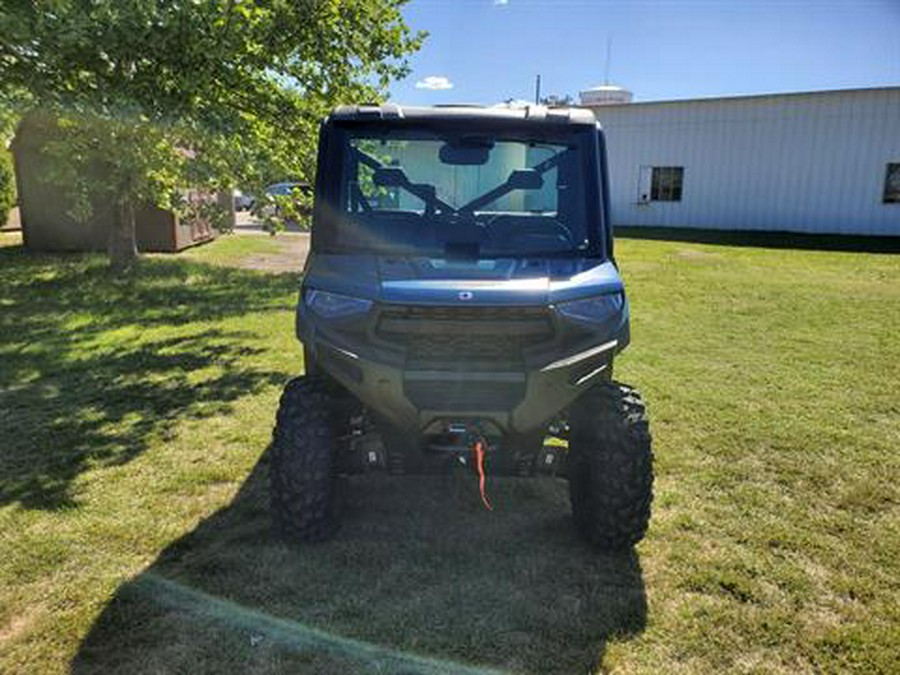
(404, 380, 525, 410)
(376, 305, 554, 366)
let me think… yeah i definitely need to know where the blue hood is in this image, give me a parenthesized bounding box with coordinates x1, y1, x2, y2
(303, 254, 624, 306)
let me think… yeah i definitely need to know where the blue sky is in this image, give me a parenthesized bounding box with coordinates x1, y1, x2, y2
(389, 0, 900, 105)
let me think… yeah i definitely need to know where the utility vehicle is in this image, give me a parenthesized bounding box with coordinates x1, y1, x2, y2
(271, 104, 652, 550)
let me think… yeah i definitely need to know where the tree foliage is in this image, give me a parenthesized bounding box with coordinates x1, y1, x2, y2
(0, 149, 14, 224)
(1, 95, 20, 223)
(0, 0, 424, 269)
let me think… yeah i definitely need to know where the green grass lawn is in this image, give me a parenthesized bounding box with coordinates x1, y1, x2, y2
(1, 234, 898, 674)
(177, 233, 286, 266)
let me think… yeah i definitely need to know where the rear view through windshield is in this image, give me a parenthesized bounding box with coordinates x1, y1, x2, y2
(328, 126, 598, 258)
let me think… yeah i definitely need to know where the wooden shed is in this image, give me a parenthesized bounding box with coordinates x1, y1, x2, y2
(10, 114, 227, 253)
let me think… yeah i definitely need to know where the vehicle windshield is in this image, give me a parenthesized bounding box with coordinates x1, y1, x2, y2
(329, 125, 597, 258)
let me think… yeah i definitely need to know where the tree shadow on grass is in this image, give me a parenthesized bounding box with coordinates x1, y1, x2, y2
(72, 455, 647, 674)
(0, 246, 297, 509)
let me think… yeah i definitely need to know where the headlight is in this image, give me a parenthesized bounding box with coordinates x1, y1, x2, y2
(556, 293, 624, 323)
(304, 289, 373, 319)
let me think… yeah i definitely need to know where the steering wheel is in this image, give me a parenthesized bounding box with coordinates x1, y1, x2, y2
(487, 216, 576, 248)
(440, 212, 490, 241)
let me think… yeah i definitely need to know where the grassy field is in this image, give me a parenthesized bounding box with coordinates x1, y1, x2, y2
(1, 231, 898, 674)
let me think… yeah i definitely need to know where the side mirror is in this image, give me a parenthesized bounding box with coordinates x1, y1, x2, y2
(372, 167, 406, 187)
(507, 169, 543, 190)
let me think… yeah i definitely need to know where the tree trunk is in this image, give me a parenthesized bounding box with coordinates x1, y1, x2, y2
(108, 193, 138, 273)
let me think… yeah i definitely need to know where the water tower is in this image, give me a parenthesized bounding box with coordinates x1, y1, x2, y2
(579, 84, 633, 107)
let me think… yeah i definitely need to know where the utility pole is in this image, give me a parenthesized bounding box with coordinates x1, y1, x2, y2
(604, 37, 612, 85)
(535, 74, 541, 104)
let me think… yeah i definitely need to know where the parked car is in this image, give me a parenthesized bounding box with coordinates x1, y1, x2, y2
(233, 189, 255, 211)
(264, 181, 308, 199)
(259, 182, 311, 224)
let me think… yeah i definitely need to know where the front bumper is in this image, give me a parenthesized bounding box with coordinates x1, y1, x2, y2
(302, 301, 628, 434)
(316, 336, 618, 434)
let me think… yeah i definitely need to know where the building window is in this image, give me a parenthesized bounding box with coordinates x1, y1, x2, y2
(884, 163, 900, 204)
(651, 166, 684, 202)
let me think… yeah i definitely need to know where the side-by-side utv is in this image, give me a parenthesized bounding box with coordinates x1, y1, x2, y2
(271, 104, 652, 551)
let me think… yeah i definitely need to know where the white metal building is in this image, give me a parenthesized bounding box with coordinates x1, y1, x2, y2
(580, 86, 900, 236)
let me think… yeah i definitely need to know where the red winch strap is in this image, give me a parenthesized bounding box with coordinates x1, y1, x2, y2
(472, 440, 493, 511)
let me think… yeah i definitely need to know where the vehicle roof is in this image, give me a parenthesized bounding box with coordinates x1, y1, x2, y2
(265, 181, 308, 189)
(329, 103, 598, 127)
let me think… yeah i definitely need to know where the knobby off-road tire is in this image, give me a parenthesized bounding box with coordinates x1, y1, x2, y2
(568, 382, 653, 551)
(270, 376, 341, 542)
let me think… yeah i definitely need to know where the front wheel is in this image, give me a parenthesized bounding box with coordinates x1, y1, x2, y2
(568, 382, 653, 550)
(270, 376, 341, 542)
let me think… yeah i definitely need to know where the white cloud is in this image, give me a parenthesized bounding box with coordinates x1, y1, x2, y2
(415, 75, 454, 91)
(493, 0, 509, 5)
